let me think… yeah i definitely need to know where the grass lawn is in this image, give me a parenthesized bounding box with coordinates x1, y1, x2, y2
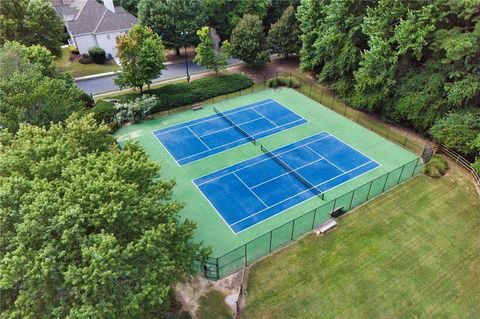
(55, 47, 119, 78)
(196, 290, 233, 319)
(242, 162, 480, 318)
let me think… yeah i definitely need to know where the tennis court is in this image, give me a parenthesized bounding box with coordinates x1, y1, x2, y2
(153, 98, 307, 165)
(193, 132, 380, 233)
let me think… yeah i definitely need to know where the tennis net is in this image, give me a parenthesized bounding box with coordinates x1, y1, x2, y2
(214, 106, 256, 144)
(261, 144, 324, 200)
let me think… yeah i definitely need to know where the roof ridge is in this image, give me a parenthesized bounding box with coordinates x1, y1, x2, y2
(93, 8, 108, 34)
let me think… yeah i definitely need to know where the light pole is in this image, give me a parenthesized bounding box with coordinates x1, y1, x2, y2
(181, 31, 190, 83)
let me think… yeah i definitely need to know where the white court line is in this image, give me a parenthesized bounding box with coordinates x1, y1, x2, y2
(306, 145, 345, 172)
(194, 133, 331, 185)
(249, 157, 326, 189)
(231, 160, 382, 235)
(196, 116, 264, 138)
(153, 99, 276, 136)
(177, 118, 307, 163)
(251, 108, 279, 128)
(230, 160, 378, 228)
(187, 127, 211, 150)
(233, 172, 269, 208)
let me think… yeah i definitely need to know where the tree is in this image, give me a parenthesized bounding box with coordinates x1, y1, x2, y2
(0, 114, 208, 318)
(430, 109, 480, 156)
(231, 14, 270, 65)
(0, 41, 55, 77)
(267, 5, 300, 58)
(194, 27, 232, 74)
(138, 0, 205, 55)
(115, 24, 166, 92)
(0, 69, 85, 132)
(0, 0, 64, 56)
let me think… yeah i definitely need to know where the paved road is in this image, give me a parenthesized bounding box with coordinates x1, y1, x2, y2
(76, 58, 242, 95)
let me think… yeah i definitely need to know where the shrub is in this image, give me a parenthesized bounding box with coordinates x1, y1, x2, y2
(79, 92, 94, 108)
(88, 47, 106, 64)
(268, 79, 279, 88)
(423, 155, 448, 178)
(145, 73, 253, 113)
(78, 54, 92, 64)
(268, 75, 300, 88)
(91, 100, 116, 123)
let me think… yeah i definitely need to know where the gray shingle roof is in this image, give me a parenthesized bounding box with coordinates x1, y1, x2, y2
(58, 0, 137, 36)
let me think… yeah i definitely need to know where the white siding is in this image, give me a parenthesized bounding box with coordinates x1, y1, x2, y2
(95, 31, 126, 58)
(74, 34, 98, 54)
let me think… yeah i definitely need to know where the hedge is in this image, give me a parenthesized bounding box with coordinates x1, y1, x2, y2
(91, 101, 115, 123)
(268, 75, 300, 89)
(88, 47, 106, 64)
(145, 73, 253, 113)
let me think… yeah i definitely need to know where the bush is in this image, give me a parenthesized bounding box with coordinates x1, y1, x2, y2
(88, 47, 106, 64)
(268, 79, 279, 88)
(269, 76, 300, 88)
(423, 155, 448, 178)
(145, 73, 253, 113)
(78, 54, 92, 64)
(91, 100, 116, 123)
(79, 92, 94, 108)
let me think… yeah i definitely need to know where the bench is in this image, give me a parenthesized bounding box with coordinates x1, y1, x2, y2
(192, 104, 203, 111)
(330, 206, 344, 218)
(315, 218, 337, 235)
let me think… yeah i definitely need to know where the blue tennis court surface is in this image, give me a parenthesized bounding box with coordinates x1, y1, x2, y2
(153, 99, 307, 165)
(193, 132, 380, 233)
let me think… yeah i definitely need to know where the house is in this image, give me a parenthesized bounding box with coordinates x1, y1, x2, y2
(51, 0, 137, 58)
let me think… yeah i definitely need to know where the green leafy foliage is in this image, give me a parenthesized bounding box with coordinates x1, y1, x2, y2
(115, 24, 166, 92)
(267, 5, 300, 57)
(138, 0, 205, 53)
(0, 114, 208, 318)
(91, 100, 116, 123)
(231, 14, 270, 65)
(194, 26, 232, 74)
(430, 109, 480, 156)
(115, 95, 158, 124)
(0, 41, 55, 77)
(0, 0, 64, 56)
(88, 47, 106, 64)
(268, 75, 299, 88)
(145, 73, 253, 113)
(0, 69, 86, 133)
(423, 155, 448, 178)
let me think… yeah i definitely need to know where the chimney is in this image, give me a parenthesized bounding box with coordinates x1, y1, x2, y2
(103, 0, 115, 13)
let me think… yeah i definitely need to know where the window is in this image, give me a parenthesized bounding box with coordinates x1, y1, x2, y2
(106, 34, 110, 40)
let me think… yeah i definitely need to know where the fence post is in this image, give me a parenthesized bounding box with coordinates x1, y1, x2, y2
(311, 208, 317, 229)
(216, 259, 220, 280)
(290, 220, 296, 240)
(269, 231, 273, 252)
(320, 87, 324, 103)
(309, 83, 313, 97)
(356, 111, 361, 123)
(289, 72, 292, 85)
(276, 71, 278, 81)
(252, 84, 254, 93)
(412, 158, 421, 176)
(397, 165, 406, 184)
(382, 172, 389, 192)
(402, 132, 409, 148)
(366, 180, 374, 200)
(343, 104, 347, 116)
(386, 127, 391, 140)
(244, 244, 247, 266)
(348, 189, 356, 210)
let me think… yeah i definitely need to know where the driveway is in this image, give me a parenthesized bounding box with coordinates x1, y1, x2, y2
(76, 58, 242, 95)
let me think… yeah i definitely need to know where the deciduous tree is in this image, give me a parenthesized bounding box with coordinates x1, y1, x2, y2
(0, 114, 208, 318)
(267, 5, 300, 58)
(138, 0, 205, 55)
(194, 26, 231, 74)
(115, 24, 166, 92)
(231, 14, 269, 65)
